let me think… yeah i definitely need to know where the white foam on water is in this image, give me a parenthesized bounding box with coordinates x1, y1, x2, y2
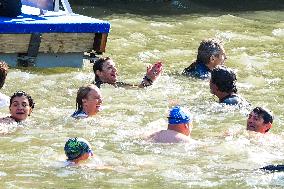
(272, 28, 284, 37)
(0, 171, 7, 177)
(150, 22, 174, 28)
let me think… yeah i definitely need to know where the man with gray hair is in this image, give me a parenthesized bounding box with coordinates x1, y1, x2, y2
(183, 38, 227, 79)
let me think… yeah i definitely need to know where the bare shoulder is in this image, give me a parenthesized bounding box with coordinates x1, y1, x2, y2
(175, 133, 192, 143)
(149, 130, 191, 143)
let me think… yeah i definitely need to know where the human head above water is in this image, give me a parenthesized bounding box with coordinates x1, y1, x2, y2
(210, 66, 237, 94)
(197, 38, 226, 68)
(0, 61, 8, 89)
(9, 91, 35, 122)
(247, 107, 273, 133)
(75, 84, 102, 116)
(93, 57, 117, 84)
(168, 106, 192, 125)
(64, 137, 93, 162)
(167, 106, 193, 136)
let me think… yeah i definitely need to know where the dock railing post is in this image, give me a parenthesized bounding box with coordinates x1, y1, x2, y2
(61, 0, 73, 14)
(53, 0, 72, 14)
(54, 0, 60, 12)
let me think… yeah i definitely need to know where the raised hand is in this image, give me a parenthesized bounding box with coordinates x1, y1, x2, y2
(145, 61, 163, 82)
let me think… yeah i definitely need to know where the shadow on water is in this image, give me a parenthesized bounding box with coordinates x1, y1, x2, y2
(69, 0, 284, 15)
(11, 67, 81, 75)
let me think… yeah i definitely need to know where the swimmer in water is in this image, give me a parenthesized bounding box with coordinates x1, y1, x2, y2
(71, 84, 103, 119)
(148, 106, 193, 143)
(93, 57, 163, 88)
(64, 137, 93, 165)
(246, 107, 273, 134)
(210, 66, 250, 106)
(260, 164, 284, 172)
(0, 91, 35, 124)
(182, 38, 227, 79)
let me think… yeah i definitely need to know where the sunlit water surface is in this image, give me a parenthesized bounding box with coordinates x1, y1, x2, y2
(0, 3, 284, 189)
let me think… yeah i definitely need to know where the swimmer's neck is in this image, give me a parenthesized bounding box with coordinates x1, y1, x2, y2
(10, 116, 22, 123)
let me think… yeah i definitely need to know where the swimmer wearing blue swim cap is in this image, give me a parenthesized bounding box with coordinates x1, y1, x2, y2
(148, 106, 193, 143)
(168, 106, 192, 124)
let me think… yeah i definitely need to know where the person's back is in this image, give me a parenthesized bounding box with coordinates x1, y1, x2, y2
(150, 129, 191, 143)
(220, 94, 249, 106)
(183, 61, 211, 79)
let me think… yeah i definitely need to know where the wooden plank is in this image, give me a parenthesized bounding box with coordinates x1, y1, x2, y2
(93, 33, 108, 54)
(0, 33, 98, 53)
(0, 34, 30, 53)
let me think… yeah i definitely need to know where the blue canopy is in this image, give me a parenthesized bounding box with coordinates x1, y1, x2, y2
(0, 5, 110, 34)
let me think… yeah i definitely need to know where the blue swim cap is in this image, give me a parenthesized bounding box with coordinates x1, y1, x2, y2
(168, 106, 192, 124)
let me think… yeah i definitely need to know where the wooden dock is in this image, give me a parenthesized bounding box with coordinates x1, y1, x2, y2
(0, 3, 110, 67)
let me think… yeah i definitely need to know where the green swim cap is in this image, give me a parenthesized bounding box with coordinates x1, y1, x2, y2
(64, 137, 92, 160)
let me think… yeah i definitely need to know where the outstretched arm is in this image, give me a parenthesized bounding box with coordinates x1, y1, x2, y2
(139, 61, 163, 88)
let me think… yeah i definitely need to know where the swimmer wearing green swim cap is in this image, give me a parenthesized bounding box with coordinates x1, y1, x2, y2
(64, 137, 93, 164)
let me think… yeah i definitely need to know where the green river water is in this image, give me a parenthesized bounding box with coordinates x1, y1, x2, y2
(0, 1, 284, 188)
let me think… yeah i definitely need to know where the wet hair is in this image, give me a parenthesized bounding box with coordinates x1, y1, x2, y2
(184, 39, 223, 72)
(211, 66, 237, 93)
(93, 57, 111, 82)
(64, 137, 92, 161)
(75, 84, 99, 112)
(252, 107, 273, 124)
(0, 61, 8, 89)
(9, 91, 35, 109)
(197, 39, 223, 65)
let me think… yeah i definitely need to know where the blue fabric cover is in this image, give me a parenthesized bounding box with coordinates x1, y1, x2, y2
(0, 5, 110, 33)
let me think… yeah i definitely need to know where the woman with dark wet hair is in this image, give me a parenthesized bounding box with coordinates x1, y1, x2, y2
(209, 66, 249, 106)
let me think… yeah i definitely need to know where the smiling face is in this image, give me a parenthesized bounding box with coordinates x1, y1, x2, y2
(96, 59, 117, 84)
(82, 87, 103, 116)
(247, 111, 272, 133)
(9, 96, 32, 122)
